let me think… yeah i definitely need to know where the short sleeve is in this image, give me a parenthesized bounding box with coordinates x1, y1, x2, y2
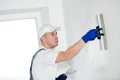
(36, 49, 59, 65)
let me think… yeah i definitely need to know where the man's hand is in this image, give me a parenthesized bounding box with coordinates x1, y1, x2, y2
(82, 29, 101, 43)
(55, 73, 67, 80)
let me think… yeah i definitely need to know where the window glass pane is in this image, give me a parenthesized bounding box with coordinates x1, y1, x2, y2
(0, 19, 39, 80)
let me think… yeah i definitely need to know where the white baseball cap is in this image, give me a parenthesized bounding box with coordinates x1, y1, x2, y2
(38, 24, 61, 39)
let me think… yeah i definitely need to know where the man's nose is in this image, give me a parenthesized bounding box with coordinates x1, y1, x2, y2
(55, 35, 58, 40)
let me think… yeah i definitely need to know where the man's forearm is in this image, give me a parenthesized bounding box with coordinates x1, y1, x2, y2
(64, 39, 86, 59)
(55, 39, 85, 63)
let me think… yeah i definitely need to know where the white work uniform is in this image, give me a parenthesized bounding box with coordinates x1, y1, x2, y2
(32, 47, 59, 80)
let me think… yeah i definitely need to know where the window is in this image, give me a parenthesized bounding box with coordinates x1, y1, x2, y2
(0, 19, 39, 80)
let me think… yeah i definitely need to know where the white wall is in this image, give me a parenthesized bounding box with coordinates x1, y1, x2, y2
(0, 0, 65, 33)
(62, 0, 120, 80)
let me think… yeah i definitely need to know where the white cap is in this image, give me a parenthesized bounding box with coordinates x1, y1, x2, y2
(38, 24, 61, 39)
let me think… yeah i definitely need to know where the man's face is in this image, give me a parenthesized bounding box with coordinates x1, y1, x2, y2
(44, 30, 58, 48)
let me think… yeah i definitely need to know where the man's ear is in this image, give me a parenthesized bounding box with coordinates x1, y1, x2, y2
(41, 36, 46, 43)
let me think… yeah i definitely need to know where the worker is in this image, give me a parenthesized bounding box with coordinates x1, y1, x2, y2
(30, 24, 101, 80)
